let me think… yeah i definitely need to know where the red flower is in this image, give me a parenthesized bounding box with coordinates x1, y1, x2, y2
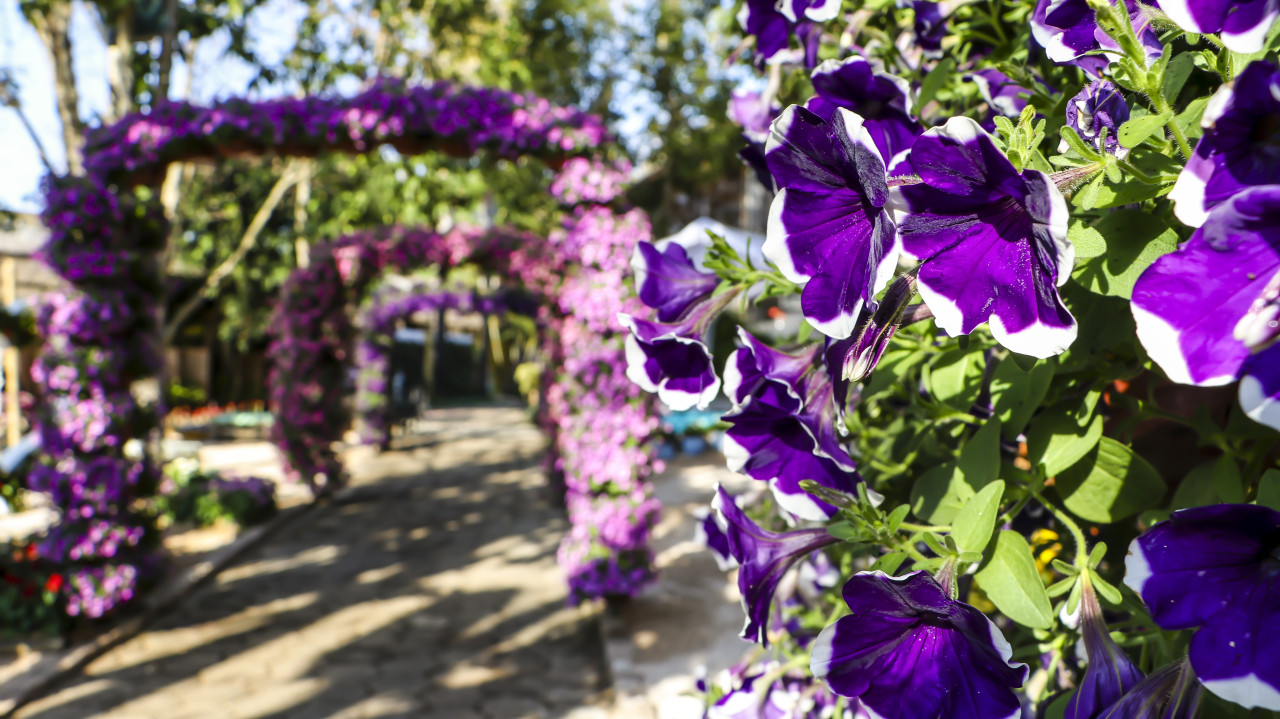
(45, 574, 63, 593)
(24, 543, 37, 560)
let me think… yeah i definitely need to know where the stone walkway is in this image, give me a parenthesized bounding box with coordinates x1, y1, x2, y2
(16, 406, 610, 719)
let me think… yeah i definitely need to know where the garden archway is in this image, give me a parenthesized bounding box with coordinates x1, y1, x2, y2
(29, 82, 662, 620)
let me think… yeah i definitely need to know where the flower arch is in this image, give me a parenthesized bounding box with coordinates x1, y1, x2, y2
(30, 82, 659, 619)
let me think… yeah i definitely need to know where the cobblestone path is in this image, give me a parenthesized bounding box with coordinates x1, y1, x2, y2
(17, 407, 610, 719)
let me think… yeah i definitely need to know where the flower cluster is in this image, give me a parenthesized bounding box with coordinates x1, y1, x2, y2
(626, 3, 1280, 717)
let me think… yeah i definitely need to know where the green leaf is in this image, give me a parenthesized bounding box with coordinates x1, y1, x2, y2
(915, 57, 955, 117)
(1046, 576, 1077, 598)
(923, 531, 950, 557)
(1072, 210, 1178, 299)
(886, 504, 910, 533)
(1162, 52, 1196, 104)
(991, 359, 1054, 439)
(952, 480, 1005, 554)
(1176, 96, 1210, 140)
(975, 530, 1055, 629)
(1118, 111, 1173, 149)
(1257, 469, 1280, 511)
(1026, 393, 1104, 477)
(925, 348, 986, 411)
(1171, 460, 1218, 509)
(871, 551, 908, 575)
(1213, 457, 1246, 504)
(1055, 438, 1166, 523)
(1089, 570, 1123, 606)
(910, 462, 969, 524)
(958, 419, 1002, 489)
(827, 521, 860, 542)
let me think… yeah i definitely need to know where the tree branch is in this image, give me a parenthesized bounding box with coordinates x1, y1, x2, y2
(162, 162, 303, 344)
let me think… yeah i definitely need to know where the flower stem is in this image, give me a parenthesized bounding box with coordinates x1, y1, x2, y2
(1035, 491, 1090, 567)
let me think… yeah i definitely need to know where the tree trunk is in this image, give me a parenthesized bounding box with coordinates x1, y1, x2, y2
(28, 3, 85, 175)
(156, 0, 179, 102)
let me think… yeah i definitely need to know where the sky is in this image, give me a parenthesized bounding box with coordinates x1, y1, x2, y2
(0, 0, 305, 214)
(0, 0, 751, 215)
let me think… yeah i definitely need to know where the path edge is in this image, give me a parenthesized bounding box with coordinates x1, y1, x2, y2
(0, 499, 321, 717)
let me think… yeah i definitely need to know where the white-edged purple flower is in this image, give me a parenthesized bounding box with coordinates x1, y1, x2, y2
(1124, 504, 1280, 711)
(908, 0, 947, 57)
(722, 331, 862, 520)
(763, 105, 898, 340)
(1061, 80, 1131, 157)
(1030, 0, 1161, 76)
(695, 505, 740, 571)
(1169, 61, 1280, 228)
(1131, 185, 1280, 430)
(630, 240, 721, 322)
(899, 117, 1077, 358)
(811, 570, 1029, 719)
(711, 484, 839, 645)
(737, 0, 835, 66)
(1236, 268, 1280, 351)
(723, 326, 819, 409)
(1161, 0, 1280, 52)
(619, 288, 738, 411)
(1097, 660, 1203, 719)
(805, 56, 922, 170)
(1067, 578, 1145, 719)
(969, 69, 1032, 119)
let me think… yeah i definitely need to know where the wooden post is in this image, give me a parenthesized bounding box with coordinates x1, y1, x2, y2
(2, 256, 19, 446)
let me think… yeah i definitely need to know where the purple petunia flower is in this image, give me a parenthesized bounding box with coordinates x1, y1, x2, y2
(630, 240, 721, 322)
(619, 287, 739, 411)
(723, 326, 819, 409)
(969, 68, 1032, 119)
(1124, 504, 1280, 711)
(1066, 577, 1145, 719)
(811, 570, 1029, 719)
(899, 117, 1077, 358)
(722, 337, 862, 520)
(737, 0, 836, 66)
(1131, 184, 1280, 430)
(805, 56, 922, 170)
(695, 505, 739, 571)
(1161, 0, 1280, 52)
(1030, 0, 1162, 76)
(1169, 61, 1280, 228)
(763, 105, 899, 340)
(909, 0, 947, 57)
(1061, 80, 1131, 157)
(711, 484, 839, 645)
(1097, 660, 1203, 719)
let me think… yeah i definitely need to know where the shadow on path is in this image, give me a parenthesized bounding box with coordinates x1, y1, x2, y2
(16, 406, 610, 719)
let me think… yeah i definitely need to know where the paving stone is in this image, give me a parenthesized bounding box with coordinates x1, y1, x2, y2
(14, 407, 610, 719)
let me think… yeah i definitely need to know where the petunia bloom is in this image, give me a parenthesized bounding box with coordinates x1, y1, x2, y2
(1030, 0, 1162, 76)
(722, 327, 819, 409)
(1066, 576, 1145, 719)
(805, 56, 922, 169)
(737, 0, 836, 67)
(908, 0, 947, 57)
(824, 273, 918, 407)
(764, 105, 898, 339)
(1160, 0, 1280, 53)
(898, 117, 1077, 358)
(630, 239, 721, 322)
(722, 346, 862, 520)
(1131, 184, 1280, 430)
(711, 484, 839, 645)
(1097, 660, 1203, 719)
(695, 505, 739, 571)
(619, 287, 739, 411)
(969, 68, 1032, 119)
(730, 89, 782, 144)
(1061, 80, 1131, 158)
(1124, 504, 1280, 711)
(1169, 61, 1280, 228)
(811, 570, 1029, 719)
